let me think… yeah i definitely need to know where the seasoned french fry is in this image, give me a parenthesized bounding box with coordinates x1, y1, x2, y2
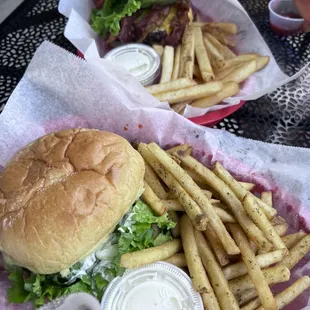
(215, 65, 240, 81)
(148, 143, 240, 255)
(193, 64, 203, 80)
(255, 56, 270, 71)
(213, 162, 277, 219)
(144, 162, 167, 199)
(166, 144, 192, 155)
(204, 227, 230, 266)
(261, 191, 273, 207)
(160, 45, 174, 83)
(180, 215, 214, 293)
(168, 210, 180, 238)
(179, 44, 184, 78)
(220, 60, 257, 84)
(152, 44, 164, 59)
(147, 78, 196, 95)
(239, 182, 255, 191)
(241, 298, 262, 310)
(182, 166, 206, 185)
(215, 207, 236, 223)
(203, 36, 225, 69)
(257, 276, 310, 310)
(213, 202, 230, 211)
(163, 198, 235, 223)
(209, 22, 238, 35)
(282, 232, 307, 249)
(201, 292, 221, 310)
(195, 230, 239, 310)
(281, 235, 310, 270)
(274, 222, 289, 236)
(202, 189, 213, 199)
(154, 82, 223, 104)
(257, 223, 289, 255)
(228, 264, 290, 295)
(203, 25, 236, 47)
(236, 288, 258, 307)
(249, 240, 258, 254)
(180, 25, 195, 79)
(271, 216, 286, 225)
(223, 249, 286, 280)
(216, 54, 258, 71)
(194, 26, 214, 82)
(171, 101, 191, 114)
(228, 224, 277, 310)
(183, 165, 254, 193)
(120, 239, 182, 269)
(243, 193, 287, 252)
(191, 81, 239, 109)
(193, 22, 238, 35)
(162, 199, 184, 211)
(138, 143, 208, 231)
(142, 181, 167, 216)
(172, 45, 182, 80)
(163, 253, 187, 267)
(173, 154, 271, 251)
(204, 32, 236, 59)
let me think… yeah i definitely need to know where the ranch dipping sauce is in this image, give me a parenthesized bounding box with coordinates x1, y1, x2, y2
(104, 44, 161, 86)
(101, 262, 204, 310)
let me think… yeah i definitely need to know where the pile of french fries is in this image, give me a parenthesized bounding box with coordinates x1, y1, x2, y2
(148, 22, 270, 115)
(120, 143, 310, 310)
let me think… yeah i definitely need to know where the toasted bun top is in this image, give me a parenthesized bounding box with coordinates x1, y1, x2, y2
(0, 129, 144, 274)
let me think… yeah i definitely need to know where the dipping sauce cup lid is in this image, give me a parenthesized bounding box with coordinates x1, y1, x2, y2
(101, 261, 204, 310)
(104, 43, 161, 86)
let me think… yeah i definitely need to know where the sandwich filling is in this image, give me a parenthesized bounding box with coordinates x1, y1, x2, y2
(90, 0, 191, 46)
(6, 200, 175, 308)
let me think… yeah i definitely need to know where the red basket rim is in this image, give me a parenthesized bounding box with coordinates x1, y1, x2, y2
(188, 100, 245, 126)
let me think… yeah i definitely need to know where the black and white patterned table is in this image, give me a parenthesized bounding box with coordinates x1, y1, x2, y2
(0, 0, 309, 147)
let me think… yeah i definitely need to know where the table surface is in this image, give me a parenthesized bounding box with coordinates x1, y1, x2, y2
(0, 0, 309, 147)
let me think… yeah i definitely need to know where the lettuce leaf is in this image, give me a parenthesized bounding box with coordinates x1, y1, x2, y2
(118, 200, 175, 254)
(6, 200, 175, 308)
(7, 266, 29, 303)
(90, 0, 141, 36)
(90, 0, 176, 37)
(7, 267, 93, 307)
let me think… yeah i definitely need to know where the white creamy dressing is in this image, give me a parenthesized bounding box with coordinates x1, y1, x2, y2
(63, 205, 138, 284)
(115, 51, 150, 76)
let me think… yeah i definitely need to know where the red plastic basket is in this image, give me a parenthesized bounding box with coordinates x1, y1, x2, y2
(188, 100, 245, 127)
(77, 50, 245, 127)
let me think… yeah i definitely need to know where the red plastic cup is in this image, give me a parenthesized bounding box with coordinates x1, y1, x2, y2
(269, 0, 304, 36)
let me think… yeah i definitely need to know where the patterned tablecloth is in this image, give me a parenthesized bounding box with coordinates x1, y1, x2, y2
(0, 0, 309, 147)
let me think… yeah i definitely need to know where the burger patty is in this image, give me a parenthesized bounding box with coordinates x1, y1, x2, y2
(112, 0, 191, 46)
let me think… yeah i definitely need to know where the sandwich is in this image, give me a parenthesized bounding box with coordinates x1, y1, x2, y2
(0, 129, 175, 307)
(90, 0, 193, 46)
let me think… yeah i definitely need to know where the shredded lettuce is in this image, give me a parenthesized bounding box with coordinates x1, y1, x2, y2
(90, 0, 141, 37)
(90, 0, 176, 37)
(6, 200, 175, 308)
(118, 200, 175, 254)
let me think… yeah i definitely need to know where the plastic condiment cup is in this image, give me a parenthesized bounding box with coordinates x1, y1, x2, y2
(104, 43, 161, 86)
(268, 0, 304, 36)
(101, 261, 204, 310)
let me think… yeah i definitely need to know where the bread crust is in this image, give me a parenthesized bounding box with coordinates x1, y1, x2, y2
(0, 129, 144, 274)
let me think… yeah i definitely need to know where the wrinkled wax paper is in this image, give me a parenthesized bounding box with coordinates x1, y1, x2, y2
(58, 0, 309, 117)
(0, 42, 309, 309)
